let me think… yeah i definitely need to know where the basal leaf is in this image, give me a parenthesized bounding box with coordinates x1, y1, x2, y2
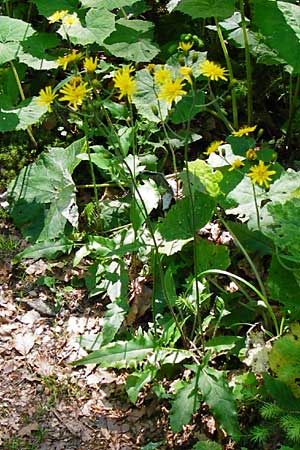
(252, 0, 300, 73)
(196, 366, 240, 439)
(0, 97, 47, 132)
(181, 159, 223, 197)
(9, 139, 85, 242)
(269, 325, 300, 397)
(132, 68, 169, 123)
(19, 32, 60, 70)
(73, 333, 155, 368)
(14, 237, 74, 261)
(169, 377, 201, 432)
(157, 192, 215, 241)
(34, 0, 78, 16)
(195, 239, 230, 273)
(193, 441, 222, 450)
(81, 0, 138, 8)
(267, 255, 300, 308)
(264, 198, 300, 263)
(167, 0, 235, 19)
(0, 16, 35, 64)
(103, 18, 159, 62)
(85, 8, 116, 44)
(126, 367, 158, 403)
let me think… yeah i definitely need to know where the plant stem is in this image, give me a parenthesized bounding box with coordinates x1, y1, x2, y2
(9, 61, 38, 148)
(215, 17, 238, 129)
(252, 183, 261, 231)
(286, 73, 300, 150)
(84, 137, 100, 217)
(240, 0, 253, 125)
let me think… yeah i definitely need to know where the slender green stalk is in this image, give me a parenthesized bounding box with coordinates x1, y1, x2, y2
(77, 183, 120, 189)
(286, 73, 300, 149)
(9, 61, 38, 148)
(208, 83, 234, 132)
(200, 269, 279, 335)
(252, 183, 261, 231)
(84, 138, 101, 217)
(215, 18, 238, 129)
(240, 0, 253, 125)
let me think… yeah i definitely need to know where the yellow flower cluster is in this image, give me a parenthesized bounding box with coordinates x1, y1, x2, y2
(247, 160, 276, 189)
(199, 60, 228, 81)
(113, 66, 136, 101)
(37, 77, 91, 111)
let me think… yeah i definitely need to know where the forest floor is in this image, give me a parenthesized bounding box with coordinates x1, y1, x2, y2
(0, 217, 214, 450)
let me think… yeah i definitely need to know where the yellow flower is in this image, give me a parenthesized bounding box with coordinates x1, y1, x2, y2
(247, 160, 276, 189)
(205, 140, 224, 155)
(62, 13, 79, 26)
(158, 78, 187, 105)
(113, 65, 136, 101)
(154, 66, 172, 84)
(179, 66, 193, 85)
(228, 159, 245, 171)
(57, 49, 83, 70)
(48, 10, 68, 24)
(37, 86, 57, 112)
(178, 41, 194, 52)
(246, 148, 257, 160)
(232, 125, 257, 137)
(59, 77, 91, 110)
(84, 56, 98, 73)
(199, 60, 228, 81)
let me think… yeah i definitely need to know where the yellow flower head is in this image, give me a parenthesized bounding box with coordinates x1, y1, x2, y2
(158, 77, 187, 105)
(179, 66, 193, 85)
(154, 66, 172, 84)
(205, 140, 224, 155)
(48, 10, 68, 24)
(84, 56, 98, 73)
(247, 160, 276, 189)
(246, 148, 257, 160)
(229, 159, 245, 171)
(59, 77, 91, 110)
(178, 41, 194, 52)
(199, 60, 228, 81)
(233, 125, 257, 137)
(57, 49, 83, 70)
(113, 65, 136, 101)
(62, 13, 79, 26)
(37, 86, 57, 112)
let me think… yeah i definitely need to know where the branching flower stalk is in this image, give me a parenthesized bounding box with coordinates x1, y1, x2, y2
(215, 18, 238, 129)
(240, 0, 253, 125)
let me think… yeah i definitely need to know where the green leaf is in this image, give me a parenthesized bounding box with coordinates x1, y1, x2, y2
(170, 90, 205, 124)
(157, 192, 215, 241)
(34, 0, 78, 16)
(72, 333, 155, 368)
(205, 336, 244, 354)
(0, 16, 35, 64)
(103, 18, 159, 62)
(102, 300, 128, 346)
(85, 8, 116, 44)
(264, 198, 300, 263)
(267, 255, 300, 308)
(227, 221, 273, 256)
(269, 324, 300, 398)
(181, 159, 223, 197)
(193, 440, 222, 450)
(140, 441, 164, 450)
(0, 97, 47, 132)
(132, 68, 169, 123)
(131, 179, 160, 231)
(195, 238, 230, 273)
(14, 237, 74, 261)
(196, 366, 240, 439)
(169, 377, 201, 432)
(252, 0, 300, 73)
(81, 0, 138, 8)
(9, 139, 85, 242)
(19, 32, 60, 70)
(57, 21, 95, 46)
(126, 367, 158, 403)
(167, 0, 235, 19)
